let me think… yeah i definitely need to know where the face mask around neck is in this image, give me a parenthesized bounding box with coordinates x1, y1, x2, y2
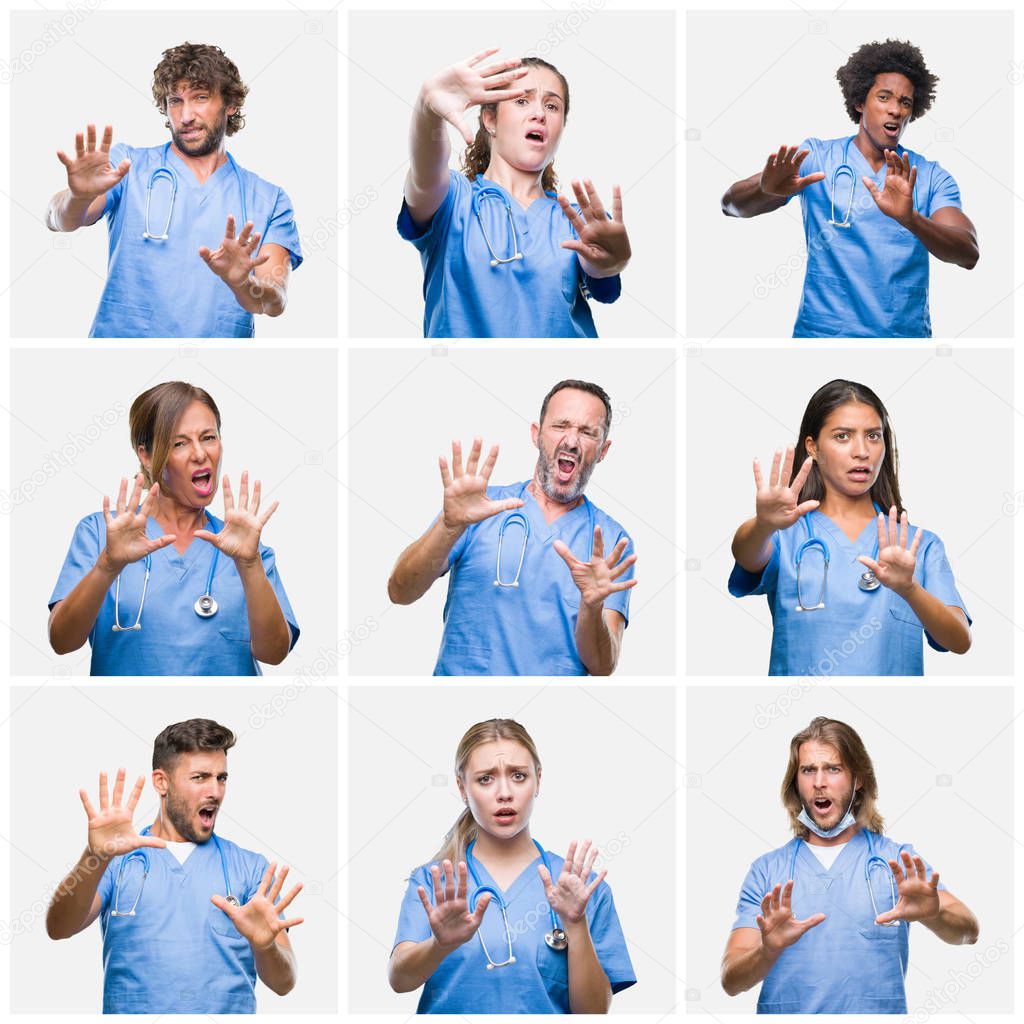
(797, 780, 858, 839)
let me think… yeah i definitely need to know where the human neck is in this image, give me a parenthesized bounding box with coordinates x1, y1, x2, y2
(852, 127, 888, 172)
(149, 809, 190, 843)
(817, 489, 876, 520)
(169, 141, 228, 184)
(153, 492, 207, 537)
(471, 827, 536, 864)
(804, 824, 859, 847)
(527, 477, 584, 524)
(482, 154, 545, 206)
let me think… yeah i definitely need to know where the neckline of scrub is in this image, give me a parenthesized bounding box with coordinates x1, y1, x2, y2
(518, 482, 591, 539)
(796, 826, 865, 876)
(165, 143, 235, 192)
(475, 175, 556, 215)
(807, 508, 877, 550)
(468, 847, 544, 900)
(145, 512, 215, 565)
(846, 135, 904, 181)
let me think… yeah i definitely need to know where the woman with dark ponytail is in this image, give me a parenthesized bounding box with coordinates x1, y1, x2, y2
(729, 379, 971, 676)
(388, 719, 636, 1012)
(400, 49, 631, 338)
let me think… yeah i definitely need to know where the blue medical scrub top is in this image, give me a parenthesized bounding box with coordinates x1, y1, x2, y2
(398, 170, 621, 337)
(732, 829, 946, 1014)
(728, 512, 969, 676)
(49, 510, 299, 675)
(97, 833, 269, 1014)
(432, 482, 633, 675)
(89, 143, 303, 338)
(788, 136, 961, 338)
(393, 849, 636, 1013)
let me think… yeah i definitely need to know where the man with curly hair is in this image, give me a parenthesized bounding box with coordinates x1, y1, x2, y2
(47, 42, 302, 338)
(722, 39, 978, 338)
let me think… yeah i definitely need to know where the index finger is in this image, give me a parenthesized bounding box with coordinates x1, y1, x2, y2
(791, 453, 815, 493)
(258, 861, 276, 897)
(224, 215, 236, 240)
(125, 774, 146, 813)
(584, 179, 606, 218)
(100, 124, 114, 154)
(753, 457, 764, 491)
(464, 47, 500, 68)
(222, 475, 235, 512)
(480, 444, 500, 482)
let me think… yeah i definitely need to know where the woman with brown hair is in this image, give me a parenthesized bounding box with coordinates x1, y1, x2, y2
(729, 379, 970, 675)
(388, 719, 636, 1013)
(400, 49, 632, 338)
(48, 381, 298, 675)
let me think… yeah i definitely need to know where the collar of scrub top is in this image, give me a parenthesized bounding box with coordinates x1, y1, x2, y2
(470, 176, 558, 268)
(494, 483, 596, 588)
(143, 142, 248, 241)
(111, 511, 221, 632)
(830, 136, 915, 229)
(794, 501, 883, 612)
(788, 827, 900, 926)
(111, 826, 236, 917)
(464, 837, 567, 969)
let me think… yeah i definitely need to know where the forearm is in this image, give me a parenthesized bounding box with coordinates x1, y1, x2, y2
(578, 255, 627, 280)
(901, 210, 978, 269)
(574, 602, 619, 676)
(408, 88, 451, 198)
(388, 517, 464, 605)
(922, 902, 979, 945)
(720, 941, 781, 996)
(564, 917, 612, 1013)
(388, 935, 453, 993)
(46, 847, 106, 940)
(46, 188, 99, 232)
(236, 560, 292, 665)
(898, 581, 971, 654)
(49, 552, 121, 654)
(254, 938, 297, 995)
(731, 517, 775, 573)
(227, 272, 287, 317)
(722, 174, 788, 218)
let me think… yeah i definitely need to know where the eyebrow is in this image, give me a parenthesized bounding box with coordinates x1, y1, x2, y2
(475, 764, 530, 773)
(800, 761, 843, 770)
(173, 427, 217, 438)
(876, 88, 913, 100)
(830, 424, 882, 432)
(519, 88, 564, 102)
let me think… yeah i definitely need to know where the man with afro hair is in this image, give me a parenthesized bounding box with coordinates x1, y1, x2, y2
(722, 39, 977, 338)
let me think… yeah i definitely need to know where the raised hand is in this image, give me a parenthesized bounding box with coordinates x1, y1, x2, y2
(417, 860, 491, 952)
(759, 145, 825, 198)
(102, 474, 177, 572)
(199, 216, 270, 288)
(874, 851, 940, 925)
(753, 447, 819, 531)
(863, 150, 916, 225)
(557, 180, 631, 276)
(440, 438, 524, 530)
(212, 861, 304, 950)
(553, 524, 637, 609)
(538, 840, 607, 925)
(756, 881, 825, 953)
(193, 471, 278, 568)
(857, 506, 921, 598)
(56, 124, 130, 200)
(79, 768, 167, 862)
(422, 48, 530, 145)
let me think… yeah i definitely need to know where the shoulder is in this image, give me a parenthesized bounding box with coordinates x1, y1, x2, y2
(587, 500, 630, 539)
(868, 831, 914, 857)
(229, 154, 293, 203)
(485, 480, 527, 500)
(213, 833, 264, 867)
(114, 142, 158, 163)
(748, 838, 797, 873)
(71, 511, 105, 540)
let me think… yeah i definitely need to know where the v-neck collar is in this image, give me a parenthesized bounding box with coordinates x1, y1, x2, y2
(807, 509, 877, 552)
(475, 175, 555, 216)
(519, 485, 591, 545)
(145, 513, 212, 568)
(797, 827, 864, 876)
(467, 842, 543, 901)
(845, 135, 902, 181)
(165, 143, 234, 192)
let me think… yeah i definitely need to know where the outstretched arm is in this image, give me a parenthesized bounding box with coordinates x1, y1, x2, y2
(48, 123, 129, 231)
(722, 145, 824, 218)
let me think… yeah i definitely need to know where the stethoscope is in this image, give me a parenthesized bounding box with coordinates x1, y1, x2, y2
(794, 502, 883, 613)
(143, 142, 248, 241)
(494, 486, 596, 588)
(828, 139, 857, 229)
(788, 829, 901, 926)
(465, 838, 567, 969)
(111, 828, 236, 917)
(471, 185, 524, 267)
(111, 512, 221, 632)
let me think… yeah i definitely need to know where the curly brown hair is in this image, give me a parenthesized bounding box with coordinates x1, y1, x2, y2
(152, 42, 249, 136)
(461, 56, 569, 193)
(836, 39, 938, 124)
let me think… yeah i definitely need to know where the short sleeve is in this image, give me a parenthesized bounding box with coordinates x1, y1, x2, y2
(587, 882, 637, 994)
(103, 143, 131, 218)
(883, 839, 947, 892)
(782, 138, 816, 206)
(601, 524, 634, 625)
(397, 169, 461, 253)
(244, 853, 271, 903)
(731, 856, 771, 931)
(924, 161, 962, 216)
(260, 544, 300, 650)
(97, 857, 115, 913)
(392, 868, 432, 951)
(263, 187, 303, 270)
(49, 514, 103, 610)
(918, 532, 971, 652)
(728, 535, 780, 598)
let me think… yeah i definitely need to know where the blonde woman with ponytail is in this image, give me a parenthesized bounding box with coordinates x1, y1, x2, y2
(400, 49, 632, 338)
(388, 719, 636, 1012)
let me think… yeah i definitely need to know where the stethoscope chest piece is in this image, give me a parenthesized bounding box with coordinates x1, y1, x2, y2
(224, 894, 240, 907)
(545, 927, 568, 951)
(858, 570, 881, 592)
(194, 593, 219, 618)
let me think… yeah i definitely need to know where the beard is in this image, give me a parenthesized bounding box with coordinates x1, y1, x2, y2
(171, 112, 227, 157)
(534, 443, 597, 504)
(164, 786, 214, 844)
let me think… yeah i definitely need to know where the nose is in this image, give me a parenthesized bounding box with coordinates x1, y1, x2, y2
(495, 776, 513, 800)
(852, 436, 870, 459)
(189, 439, 207, 461)
(813, 770, 828, 788)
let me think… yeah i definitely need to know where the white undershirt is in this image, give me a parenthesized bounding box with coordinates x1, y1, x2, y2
(805, 840, 848, 870)
(164, 840, 197, 866)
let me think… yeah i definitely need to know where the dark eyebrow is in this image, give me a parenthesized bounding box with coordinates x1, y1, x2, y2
(830, 424, 882, 432)
(519, 88, 564, 102)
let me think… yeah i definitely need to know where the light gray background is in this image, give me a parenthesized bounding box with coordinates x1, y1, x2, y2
(9, 684, 339, 1013)
(10, 10, 338, 338)
(10, 347, 338, 677)
(347, 346, 677, 676)
(347, 10, 677, 338)
(686, 346, 1013, 676)
(347, 684, 676, 1013)
(687, 10, 1013, 338)
(686, 685, 1013, 1014)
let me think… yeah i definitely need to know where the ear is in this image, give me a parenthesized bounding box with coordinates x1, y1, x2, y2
(137, 445, 153, 475)
(597, 437, 611, 463)
(535, 767, 542, 798)
(481, 105, 497, 137)
(531, 421, 540, 449)
(456, 776, 466, 803)
(804, 435, 817, 460)
(151, 767, 169, 797)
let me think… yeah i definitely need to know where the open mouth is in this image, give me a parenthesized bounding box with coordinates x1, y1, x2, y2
(813, 798, 833, 815)
(494, 808, 517, 823)
(198, 805, 218, 828)
(847, 467, 872, 482)
(525, 129, 546, 145)
(882, 121, 901, 138)
(192, 469, 213, 496)
(556, 452, 578, 483)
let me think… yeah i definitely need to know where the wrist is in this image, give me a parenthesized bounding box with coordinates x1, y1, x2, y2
(430, 932, 460, 956)
(96, 549, 125, 578)
(892, 578, 920, 601)
(233, 554, 263, 575)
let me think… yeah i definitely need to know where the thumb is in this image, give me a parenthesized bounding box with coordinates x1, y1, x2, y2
(862, 176, 881, 202)
(211, 894, 237, 917)
(797, 172, 825, 188)
(139, 835, 168, 849)
(799, 913, 826, 933)
(198, 247, 213, 265)
(472, 891, 492, 923)
(443, 110, 474, 147)
(875, 907, 901, 926)
(115, 159, 131, 179)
